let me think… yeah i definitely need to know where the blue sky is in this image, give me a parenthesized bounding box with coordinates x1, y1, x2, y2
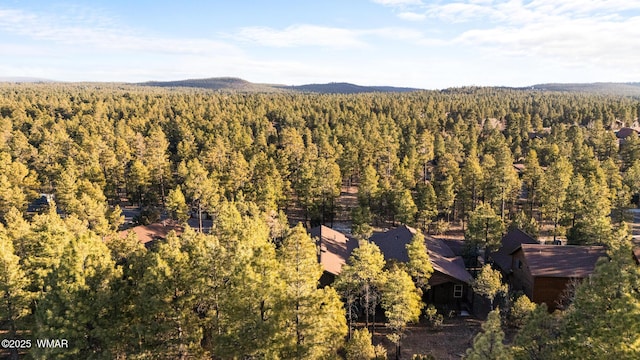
(1, 0, 639, 88)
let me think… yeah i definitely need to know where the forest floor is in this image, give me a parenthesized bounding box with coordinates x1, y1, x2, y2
(370, 316, 483, 360)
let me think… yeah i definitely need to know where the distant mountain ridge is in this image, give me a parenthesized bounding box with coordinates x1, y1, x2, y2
(4, 76, 640, 96)
(0, 76, 56, 83)
(528, 82, 640, 96)
(138, 77, 421, 94)
(139, 77, 283, 92)
(272, 82, 420, 94)
(140, 78, 640, 95)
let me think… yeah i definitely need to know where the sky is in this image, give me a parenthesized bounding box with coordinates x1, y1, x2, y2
(1, 0, 639, 89)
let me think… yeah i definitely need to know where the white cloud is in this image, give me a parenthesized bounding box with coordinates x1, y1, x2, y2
(372, 0, 423, 6)
(0, 8, 241, 56)
(232, 25, 439, 48)
(526, 0, 640, 17)
(397, 11, 427, 21)
(425, 2, 502, 22)
(454, 15, 640, 71)
(423, 0, 640, 24)
(414, 0, 640, 76)
(233, 25, 367, 48)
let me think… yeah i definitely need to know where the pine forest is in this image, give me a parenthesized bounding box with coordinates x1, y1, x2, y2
(0, 83, 639, 359)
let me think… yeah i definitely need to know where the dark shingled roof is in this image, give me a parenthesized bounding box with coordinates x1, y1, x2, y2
(441, 239, 466, 257)
(310, 225, 357, 276)
(512, 244, 607, 278)
(370, 225, 472, 284)
(369, 225, 417, 263)
(426, 237, 473, 284)
(491, 228, 539, 272)
(616, 127, 640, 139)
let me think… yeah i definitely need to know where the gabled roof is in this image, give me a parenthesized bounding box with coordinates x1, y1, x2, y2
(119, 220, 183, 246)
(491, 228, 539, 272)
(512, 244, 607, 278)
(426, 237, 473, 284)
(369, 225, 416, 263)
(616, 127, 640, 139)
(441, 239, 465, 257)
(370, 225, 472, 284)
(310, 225, 357, 276)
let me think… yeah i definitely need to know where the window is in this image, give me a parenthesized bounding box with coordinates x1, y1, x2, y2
(453, 284, 463, 298)
(516, 259, 522, 269)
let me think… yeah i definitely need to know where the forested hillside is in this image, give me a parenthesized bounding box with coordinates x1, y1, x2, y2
(0, 83, 639, 359)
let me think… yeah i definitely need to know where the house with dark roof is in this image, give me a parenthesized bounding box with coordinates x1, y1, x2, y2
(370, 225, 473, 311)
(489, 228, 539, 275)
(26, 193, 65, 217)
(369, 225, 416, 263)
(510, 244, 607, 310)
(615, 127, 640, 139)
(424, 236, 474, 309)
(309, 225, 358, 285)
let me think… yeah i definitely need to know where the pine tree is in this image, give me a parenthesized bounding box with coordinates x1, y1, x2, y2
(480, 135, 521, 220)
(351, 205, 374, 241)
(166, 185, 190, 223)
(508, 294, 536, 329)
(553, 236, 640, 359)
(14, 206, 71, 295)
(345, 328, 376, 360)
(128, 232, 205, 359)
(381, 266, 422, 360)
(33, 233, 120, 359)
(211, 216, 287, 359)
(459, 148, 484, 217)
(466, 202, 505, 258)
(522, 149, 544, 218)
(181, 159, 219, 232)
(417, 130, 435, 183)
(144, 126, 171, 204)
(0, 230, 31, 360)
(509, 210, 539, 239)
(465, 309, 512, 360)
(473, 265, 507, 310)
(395, 188, 418, 226)
(539, 157, 572, 242)
(335, 240, 386, 334)
(564, 172, 613, 246)
(358, 164, 380, 208)
(415, 182, 438, 232)
(433, 152, 459, 220)
(406, 231, 433, 292)
(512, 304, 559, 360)
(128, 159, 151, 207)
(278, 224, 347, 359)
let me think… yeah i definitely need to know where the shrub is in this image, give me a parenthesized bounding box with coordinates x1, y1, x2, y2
(509, 294, 536, 328)
(346, 329, 376, 360)
(412, 354, 435, 360)
(373, 344, 387, 360)
(424, 305, 443, 330)
(433, 219, 450, 235)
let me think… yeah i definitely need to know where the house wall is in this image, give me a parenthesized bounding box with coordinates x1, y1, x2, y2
(426, 280, 470, 312)
(510, 250, 534, 298)
(319, 271, 336, 288)
(532, 276, 577, 311)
